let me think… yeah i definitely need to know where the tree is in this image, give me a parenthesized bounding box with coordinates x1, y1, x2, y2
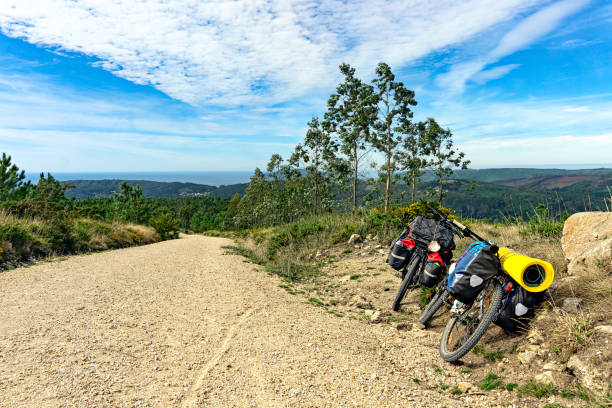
(397, 121, 429, 203)
(421, 118, 470, 205)
(290, 116, 336, 216)
(0, 152, 30, 201)
(325, 63, 378, 210)
(114, 181, 148, 224)
(370, 62, 417, 212)
(223, 192, 241, 229)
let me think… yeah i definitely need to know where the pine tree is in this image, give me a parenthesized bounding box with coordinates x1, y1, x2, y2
(370, 62, 417, 212)
(290, 116, 336, 216)
(421, 118, 470, 205)
(325, 63, 378, 210)
(0, 152, 30, 201)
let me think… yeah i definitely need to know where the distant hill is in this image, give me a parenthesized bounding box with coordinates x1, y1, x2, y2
(495, 174, 612, 190)
(421, 167, 612, 183)
(64, 179, 248, 199)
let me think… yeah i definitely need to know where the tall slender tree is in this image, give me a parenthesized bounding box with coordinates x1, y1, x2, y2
(290, 116, 336, 216)
(325, 63, 378, 210)
(421, 118, 470, 205)
(370, 62, 417, 212)
(397, 121, 428, 202)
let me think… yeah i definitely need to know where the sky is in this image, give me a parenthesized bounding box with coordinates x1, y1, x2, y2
(0, 0, 611, 173)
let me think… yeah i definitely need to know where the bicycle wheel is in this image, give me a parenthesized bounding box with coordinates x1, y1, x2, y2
(419, 285, 449, 327)
(392, 254, 422, 312)
(439, 279, 503, 362)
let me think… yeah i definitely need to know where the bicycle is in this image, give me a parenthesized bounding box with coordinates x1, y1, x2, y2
(391, 213, 457, 312)
(417, 205, 486, 326)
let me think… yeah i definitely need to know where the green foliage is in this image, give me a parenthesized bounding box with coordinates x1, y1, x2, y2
(479, 373, 503, 391)
(517, 379, 558, 398)
(375, 200, 456, 227)
(506, 383, 518, 392)
(149, 213, 180, 240)
(0, 152, 30, 201)
(520, 203, 568, 239)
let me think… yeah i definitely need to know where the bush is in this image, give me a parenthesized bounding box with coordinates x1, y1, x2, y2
(149, 213, 180, 240)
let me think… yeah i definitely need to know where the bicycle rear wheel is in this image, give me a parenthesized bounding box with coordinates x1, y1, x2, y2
(418, 285, 449, 327)
(439, 279, 503, 362)
(392, 254, 422, 312)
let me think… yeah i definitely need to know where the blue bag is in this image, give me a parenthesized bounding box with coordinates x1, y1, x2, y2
(447, 241, 500, 303)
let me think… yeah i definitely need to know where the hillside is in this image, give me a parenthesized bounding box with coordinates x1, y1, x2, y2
(64, 179, 247, 199)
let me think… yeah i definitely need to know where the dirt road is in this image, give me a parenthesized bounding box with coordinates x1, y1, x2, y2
(0, 235, 514, 407)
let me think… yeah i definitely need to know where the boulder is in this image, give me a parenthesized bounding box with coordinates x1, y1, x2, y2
(594, 325, 612, 335)
(518, 350, 537, 365)
(348, 234, 363, 245)
(561, 297, 583, 313)
(562, 212, 612, 275)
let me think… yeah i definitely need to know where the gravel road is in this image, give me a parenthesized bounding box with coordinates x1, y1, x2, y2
(0, 235, 518, 407)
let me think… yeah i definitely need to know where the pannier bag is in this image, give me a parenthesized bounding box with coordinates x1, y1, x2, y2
(419, 260, 445, 287)
(387, 229, 414, 271)
(494, 277, 546, 332)
(447, 241, 500, 304)
(410, 216, 455, 250)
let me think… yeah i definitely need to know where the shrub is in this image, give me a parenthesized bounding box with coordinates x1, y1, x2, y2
(149, 213, 180, 240)
(517, 379, 558, 398)
(479, 373, 503, 391)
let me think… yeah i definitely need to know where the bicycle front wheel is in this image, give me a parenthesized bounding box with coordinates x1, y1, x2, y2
(392, 254, 422, 312)
(439, 279, 503, 362)
(419, 286, 449, 327)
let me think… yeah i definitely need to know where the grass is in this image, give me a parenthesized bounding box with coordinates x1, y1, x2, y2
(450, 386, 462, 395)
(517, 379, 558, 398)
(479, 373, 503, 391)
(438, 382, 449, 390)
(433, 365, 443, 374)
(0, 211, 159, 270)
(506, 383, 518, 392)
(387, 316, 409, 323)
(460, 368, 472, 374)
(559, 384, 595, 402)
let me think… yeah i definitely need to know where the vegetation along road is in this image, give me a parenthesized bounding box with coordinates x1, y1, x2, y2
(1, 235, 537, 407)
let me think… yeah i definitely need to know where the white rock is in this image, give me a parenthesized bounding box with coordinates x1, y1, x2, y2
(518, 351, 537, 365)
(348, 234, 362, 245)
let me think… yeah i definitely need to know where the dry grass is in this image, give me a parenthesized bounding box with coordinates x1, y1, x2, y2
(1, 212, 159, 269)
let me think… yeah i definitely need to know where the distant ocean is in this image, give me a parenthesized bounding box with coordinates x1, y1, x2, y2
(25, 171, 254, 186)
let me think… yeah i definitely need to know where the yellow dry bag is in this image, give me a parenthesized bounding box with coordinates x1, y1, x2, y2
(497, 247, 554, 292)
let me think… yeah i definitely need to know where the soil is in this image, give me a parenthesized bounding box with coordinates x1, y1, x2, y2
(0, 235, 604, 407)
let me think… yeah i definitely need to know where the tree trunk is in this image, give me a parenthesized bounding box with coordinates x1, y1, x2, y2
(313, 168, 318, 216)
(385, 135, 391, 212)
(410, 173, 416, 202)
(353, 144, 358, 210)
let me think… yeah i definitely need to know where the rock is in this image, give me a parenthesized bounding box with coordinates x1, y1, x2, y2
(315, 250, 322, 258)
(372, 235, 379, 241)
(348, 234, 362, 245)
(356, 301, 373, 310)
(393, 322, 411, 331)
(340, 275, 351, 282)
(562, 297, 583, 313)
(534, 370, 572, 387)
(594, 325, 612, 335)
(567, 355, 600, 389)
(562, 212, 612, 275)
(543, 362, 563, 372)
(518, 351, 537, 365)
(457, 382, 474, 393)
(534, 371, 555, 385)
(350, 294, 366, 305)
(527, 329, 545, 345)
(366, 234, 373, 241)
(369, 311, 382, 323)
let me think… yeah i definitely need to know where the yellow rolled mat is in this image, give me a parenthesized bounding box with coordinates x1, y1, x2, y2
(497, 247, 554, 292)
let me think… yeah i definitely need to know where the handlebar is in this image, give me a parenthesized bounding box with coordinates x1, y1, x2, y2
(425, 203, 487, 243)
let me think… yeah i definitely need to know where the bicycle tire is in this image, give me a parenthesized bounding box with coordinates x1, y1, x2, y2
(392, 254, 422, 312)
(419, 287, 448, 326)
(439, 279, 503, 362)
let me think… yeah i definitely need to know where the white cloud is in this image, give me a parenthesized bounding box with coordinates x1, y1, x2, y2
(437, 0, 589, 93)
(471, 64, 520, 84)
(0, 0, 540, 106)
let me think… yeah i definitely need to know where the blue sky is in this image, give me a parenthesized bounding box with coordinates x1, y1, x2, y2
(0, 0, 611, 173)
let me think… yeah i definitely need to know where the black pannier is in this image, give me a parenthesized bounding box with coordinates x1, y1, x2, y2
(447, 241, 500, 304)
(419, 260, 445, 287)
(387, 230, 414, 271)
(410, 216, 455, 250)
(494, 278, 546, 332)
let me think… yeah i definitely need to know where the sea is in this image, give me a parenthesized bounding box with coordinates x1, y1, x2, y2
(25, 171, 254, 186)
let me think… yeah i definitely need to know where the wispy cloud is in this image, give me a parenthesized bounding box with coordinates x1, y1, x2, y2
(0, 0, 539, 106)
(436, 0, 589, 93)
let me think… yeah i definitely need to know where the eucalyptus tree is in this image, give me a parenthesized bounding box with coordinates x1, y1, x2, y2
(290, 116, 336, 216)
(370, 62, 417, 212)
(397, 120, 429, 203)
(325, 63, 378, 210)
(421, 118, 470, 206)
